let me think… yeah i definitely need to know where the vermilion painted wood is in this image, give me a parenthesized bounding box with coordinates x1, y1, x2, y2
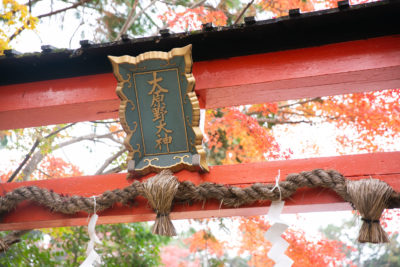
(1, 152, 399, 230)
(195, 35, 400, 109)
(1, 35, 399, 130)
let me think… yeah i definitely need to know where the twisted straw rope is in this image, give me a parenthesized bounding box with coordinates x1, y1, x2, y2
(0, 230, 29, 252)
(0, 169, 398, 215)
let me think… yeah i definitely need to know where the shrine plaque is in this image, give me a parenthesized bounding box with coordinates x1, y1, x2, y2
(108, 45, 208, 176)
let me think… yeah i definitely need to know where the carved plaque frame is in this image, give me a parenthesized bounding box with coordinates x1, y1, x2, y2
(109, 45, 208, 176)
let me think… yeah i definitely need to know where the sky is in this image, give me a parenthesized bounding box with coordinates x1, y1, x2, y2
(11, 0, 100, 52)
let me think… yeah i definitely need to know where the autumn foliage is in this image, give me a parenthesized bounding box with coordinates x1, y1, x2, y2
(161, 245, 200, 267)
(0, 156, 82, 182)
(35, 156, 83, 180)
(162, 216, 357, 266)
(171, 211, 399, 266)
(237, 216, 352, 266)
(185, 229, 226, 257)
(0, 170, 12, 183)
(316, 89, 400, 152)
(159, 7, 228, 31)
(0, 0, 38, 53)
(205, 89, 400, 165)
(206, 107, 290, 165)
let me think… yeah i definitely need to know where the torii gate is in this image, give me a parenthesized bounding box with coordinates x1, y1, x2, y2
(0, 0, 399, 231)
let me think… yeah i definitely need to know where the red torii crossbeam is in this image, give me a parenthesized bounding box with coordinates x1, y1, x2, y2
(0, 152, 399, 231)
(0, 36, 399, 130)
(0, 32, 399, 229)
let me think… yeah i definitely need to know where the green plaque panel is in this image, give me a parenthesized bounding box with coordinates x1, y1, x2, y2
(109, 45, 208, 176)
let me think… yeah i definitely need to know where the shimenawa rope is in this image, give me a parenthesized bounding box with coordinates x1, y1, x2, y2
(0, 169, 398, 243)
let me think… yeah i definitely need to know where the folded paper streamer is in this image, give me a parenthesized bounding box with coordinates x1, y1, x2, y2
(80, 197, 102, 267)
(264, 201, 294, 267)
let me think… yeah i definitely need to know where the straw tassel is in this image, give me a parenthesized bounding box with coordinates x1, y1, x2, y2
(142, 170, 179, 236)
(347, 178, 393, 243)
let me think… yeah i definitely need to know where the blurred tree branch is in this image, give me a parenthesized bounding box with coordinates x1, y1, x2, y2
(9, 0, 93, 41)
(7, 123, 76, 183)
(95, 146, 127, 175)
